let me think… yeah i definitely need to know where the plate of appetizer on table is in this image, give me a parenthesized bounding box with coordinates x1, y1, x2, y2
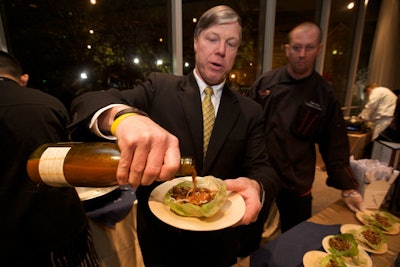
(322, 233, 372, 267)
(303, 250, 347, 267)
(340, 224, 388, 254)
(356, 210, 400, 235)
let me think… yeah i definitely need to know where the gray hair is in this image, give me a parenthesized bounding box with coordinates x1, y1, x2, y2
(194, 5, 242, 41)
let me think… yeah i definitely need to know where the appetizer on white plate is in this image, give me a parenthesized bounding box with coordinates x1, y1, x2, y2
(303, 251, 346, 267)
(340, 224, 388, 254)
(356, 210, 400, 235)
(163, 175, 227, 218)
(148, 176, 245, 231)
(322, 234, 372, 267)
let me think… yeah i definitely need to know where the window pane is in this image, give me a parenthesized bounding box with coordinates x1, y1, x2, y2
(323, 0, 359, 105)
(2, 0, 170, 108)
(1, 0, 383, 111)
(353, 0, 381, 115)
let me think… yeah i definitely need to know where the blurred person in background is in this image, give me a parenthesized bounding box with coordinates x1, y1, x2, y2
(358, 83, 397, 140)
(249, 22, 364, 233)
(0, 51, 99, 266)
(358, 83, 397, 158)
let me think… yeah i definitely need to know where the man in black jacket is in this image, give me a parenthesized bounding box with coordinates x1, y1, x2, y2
(249, 22, 364, 233)
(69, 5, 279, 267)
(0, 51, 99, 266)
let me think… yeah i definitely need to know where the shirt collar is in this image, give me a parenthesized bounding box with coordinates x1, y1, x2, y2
(193, 69, 224, 97)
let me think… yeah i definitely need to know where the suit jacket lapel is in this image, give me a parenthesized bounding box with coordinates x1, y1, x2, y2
(203, 86, 239, 172)
(177, 73, 203, 162)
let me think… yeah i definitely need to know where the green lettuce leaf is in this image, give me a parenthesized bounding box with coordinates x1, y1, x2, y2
(328, 233, 359, 257)
(163, 176, 227, 218)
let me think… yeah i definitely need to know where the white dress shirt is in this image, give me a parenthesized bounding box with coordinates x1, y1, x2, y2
(193, 68, 224, 117)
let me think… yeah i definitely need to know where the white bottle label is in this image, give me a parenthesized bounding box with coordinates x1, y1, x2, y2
(38, 147, 72, 186)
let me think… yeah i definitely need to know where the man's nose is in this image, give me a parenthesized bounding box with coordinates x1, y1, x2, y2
(216, 42, 226, 56)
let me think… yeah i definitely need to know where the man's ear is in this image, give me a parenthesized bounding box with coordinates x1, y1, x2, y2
(20, 74, 29, 86)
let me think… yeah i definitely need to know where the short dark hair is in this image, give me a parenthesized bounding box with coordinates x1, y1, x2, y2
(287, 22, 322, 44)
(194, 5, 242, 41)
(0, 51, 23, 78)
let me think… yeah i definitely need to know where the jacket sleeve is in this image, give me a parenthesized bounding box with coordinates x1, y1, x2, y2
(318, 92, 359, 190)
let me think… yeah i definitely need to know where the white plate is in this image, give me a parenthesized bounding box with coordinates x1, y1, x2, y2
(340, 224, 388, 254)
(148, 177, 245, 231)
(322, 235, 372, 267)
(75, 185, 119, 201)
(302, 251, 329, 267)
(356, 210, 400, 235)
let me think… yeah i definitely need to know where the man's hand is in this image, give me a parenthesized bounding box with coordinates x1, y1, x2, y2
(342, 190, 366, 212)
(225, 177, 263, 226)
(100, 107, 180, 188)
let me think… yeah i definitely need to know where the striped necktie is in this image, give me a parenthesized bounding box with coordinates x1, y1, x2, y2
(202, 87, 215, 156)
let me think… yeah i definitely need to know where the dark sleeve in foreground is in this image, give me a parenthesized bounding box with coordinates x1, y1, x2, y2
(0, 86, 87, 256)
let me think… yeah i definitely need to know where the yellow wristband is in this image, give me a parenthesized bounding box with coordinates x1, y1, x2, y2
(110, 113, 136, 136)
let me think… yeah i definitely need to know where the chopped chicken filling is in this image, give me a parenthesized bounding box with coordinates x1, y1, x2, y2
(169, 185, 217, 206)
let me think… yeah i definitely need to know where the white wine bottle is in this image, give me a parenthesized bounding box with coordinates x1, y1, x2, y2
(27, 142, 121, 187)
(27, 142, 196, 187)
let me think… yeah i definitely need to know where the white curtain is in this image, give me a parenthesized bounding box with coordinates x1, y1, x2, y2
(368, 0, 400, 90)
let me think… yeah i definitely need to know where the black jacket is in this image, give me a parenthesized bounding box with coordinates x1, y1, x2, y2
(249, 66, 359, 195)
(0, 79, 87, 261)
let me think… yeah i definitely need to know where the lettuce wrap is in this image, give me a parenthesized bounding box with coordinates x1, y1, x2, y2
(320, 254, 346, 267)
(163, 176, 227, 218)
(327, 233, 370, 266)
(366, 211, 398, 232)
(328, 233, 359, 257)
(356, 225, 388, 251)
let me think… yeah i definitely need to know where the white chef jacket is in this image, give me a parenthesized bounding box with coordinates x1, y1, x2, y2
(359, 86, 397, 139)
